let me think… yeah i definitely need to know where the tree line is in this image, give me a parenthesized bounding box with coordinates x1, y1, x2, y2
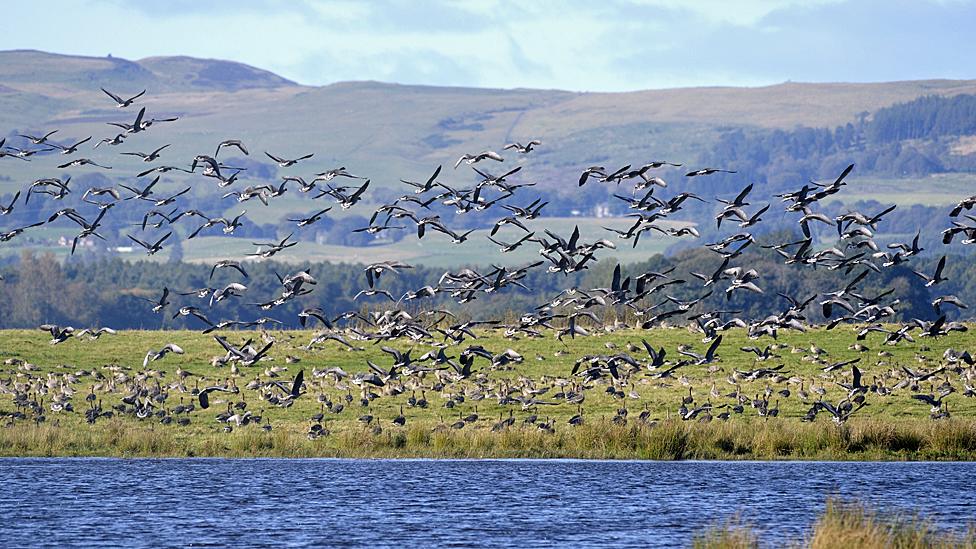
(0, 243, 966, 331)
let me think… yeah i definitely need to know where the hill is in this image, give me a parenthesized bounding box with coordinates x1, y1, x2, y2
(2, 49, 976, 191)
(1, 50, 976, 268)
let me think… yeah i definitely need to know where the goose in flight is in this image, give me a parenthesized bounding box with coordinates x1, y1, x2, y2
(643, 160, 682, 168)
(314, 167, 363, 182)
(39, 324, 74, 344)
(26, 177, 72, 203)
(101, 87, 146, 108)
(57, 158, 112, 169)
(95, 133, 126, 148)
(215, 139, 249, 157)
(188, 214, 230, 239)
(337, 179, 370, 209)
(143, 343, 184, 367)
(118, 176, 159, 201)
(487, 232, 535, 253)
(108, 107, 178, 134)
(454, 150, 503, 169)
(400, 165, 441, 194)
(503, 140, 541, 153)
(287, 207, 332, 227)
(913, 255, 948, 287)
(141, 287, 171, 313)
(677, 335, 723, 365)
(0, 221, 44, 242)
(210, 282, 248, 306)
(75, 327, 117, 340)
(0, 191, 20, 215)
(69, 206, 111, 254)
(247, 233, 298, 258)
(108, 106, 146, 133)
(933, 295, 967, 315)
(18, 129, 58, 144)
(211, 260, 249, 280)
(136, 164, 192, 178)
(578, 166, 607, 187)
(282, 176, 317, 193)
(5, 146, 52, 160)
(81, 187, 122, 210)
(297, 307, 333, 329)
(265, 151, 314, 167)
(121, 144, 171, 162)
(140, 186, 191, 207)
(365, 261, 413, 288)
(685, 168, 737, 177)
(127, 231, 172, 255)
(50, 136, 92, 155)
(198, 385, 239, 409)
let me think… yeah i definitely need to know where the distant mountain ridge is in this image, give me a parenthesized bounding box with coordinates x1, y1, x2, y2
(0, 49, 294, 93)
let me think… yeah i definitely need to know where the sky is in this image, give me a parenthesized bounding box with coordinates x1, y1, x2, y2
(1, 0, 973, 92)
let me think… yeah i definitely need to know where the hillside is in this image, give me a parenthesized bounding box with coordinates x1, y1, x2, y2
(2, 49, 976, 191)
(1, 50, 976, 268)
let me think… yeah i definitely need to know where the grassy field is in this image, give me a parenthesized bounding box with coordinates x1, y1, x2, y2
(836, 172, 976, 207)
(0, 215, 688, 267)
(182, 216, 688, 267)
(2, 325, 976, 459)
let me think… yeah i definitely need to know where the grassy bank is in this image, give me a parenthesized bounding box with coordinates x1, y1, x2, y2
(4, 417, 976, 459)
(3, 327, 976, 459)
(694, 499, 976, 548)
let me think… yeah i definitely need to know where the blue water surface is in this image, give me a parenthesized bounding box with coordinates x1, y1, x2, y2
(1, 459, 974, 548)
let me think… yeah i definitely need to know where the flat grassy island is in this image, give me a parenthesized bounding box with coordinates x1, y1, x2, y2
(2, 326, 976, 459)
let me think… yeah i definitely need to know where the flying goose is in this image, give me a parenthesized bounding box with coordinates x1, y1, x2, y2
(265, 151, 314, 167)
(127, 231, 172, 255)
(454, 150, 503, 169)
(143, 343, 184, 366)
(101, 87, 146, 108)
(121, 144, 171, 162)
(503, 140, 541, 153)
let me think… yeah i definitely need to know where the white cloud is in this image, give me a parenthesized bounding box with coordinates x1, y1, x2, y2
(0, 0, 972, 91)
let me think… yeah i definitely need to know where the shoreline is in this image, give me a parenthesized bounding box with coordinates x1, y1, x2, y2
(4, 417, 975, 460)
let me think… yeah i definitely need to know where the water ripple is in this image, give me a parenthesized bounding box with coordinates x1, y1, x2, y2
(0, 459, 973, 548)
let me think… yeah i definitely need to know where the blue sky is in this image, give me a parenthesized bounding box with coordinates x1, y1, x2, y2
(2, 0, 973, 91)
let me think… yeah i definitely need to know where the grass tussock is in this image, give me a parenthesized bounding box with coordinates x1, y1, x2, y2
(808, 499, 976, 549)
(692, 515, 759, 549)
(4, 418, 976, 459)
(695, 499, 976, 549)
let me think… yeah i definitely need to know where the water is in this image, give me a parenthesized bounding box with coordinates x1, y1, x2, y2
(1, 459, 974, 548)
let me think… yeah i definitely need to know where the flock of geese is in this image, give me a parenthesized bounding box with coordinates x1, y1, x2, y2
(2, 85, 976, 441)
